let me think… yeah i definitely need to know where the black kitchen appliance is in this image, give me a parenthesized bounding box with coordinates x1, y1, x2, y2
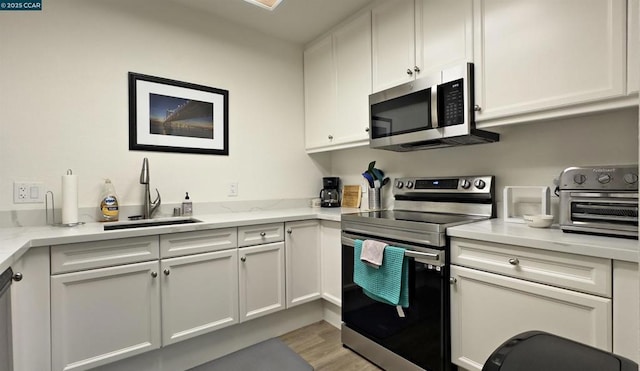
(320, 177, 341, 208)
(482, 331, 637, 371)
(341, 175, 496, 371)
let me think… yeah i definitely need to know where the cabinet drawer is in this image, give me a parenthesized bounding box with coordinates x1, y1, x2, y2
(160, 228, 237, 258)
(51, 236, 159, 274)
(238, 223, 284, 247)
(450, 238, 611, 297)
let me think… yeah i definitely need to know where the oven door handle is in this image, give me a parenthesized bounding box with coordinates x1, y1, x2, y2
(341, 234, 442, 262)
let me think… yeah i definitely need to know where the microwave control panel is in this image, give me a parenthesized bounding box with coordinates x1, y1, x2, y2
(439, 78, 464, 126)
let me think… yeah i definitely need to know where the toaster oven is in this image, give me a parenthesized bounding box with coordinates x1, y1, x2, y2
(559, 165, 638, 238)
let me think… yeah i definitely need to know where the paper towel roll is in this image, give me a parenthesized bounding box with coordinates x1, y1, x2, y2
(61, 170, 78, 225)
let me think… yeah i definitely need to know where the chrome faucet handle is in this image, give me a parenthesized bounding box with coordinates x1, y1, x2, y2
(140, 158, 150, 185)
(149, 188, 161, 218)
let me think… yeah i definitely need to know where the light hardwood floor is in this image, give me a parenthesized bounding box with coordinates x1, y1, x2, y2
(279, 321, 381, 371)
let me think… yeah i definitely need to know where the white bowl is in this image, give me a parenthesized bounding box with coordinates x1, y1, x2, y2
(523, 214, 554, 228)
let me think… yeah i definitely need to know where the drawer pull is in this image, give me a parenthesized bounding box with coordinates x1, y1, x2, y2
(163, 269, 171, 276)
(260, 232, 266, 237)
(151, 271, 158, 278)
(12, 272, 23, 282)
(508, 258, 520, 266)
(241, 256, 247, 262)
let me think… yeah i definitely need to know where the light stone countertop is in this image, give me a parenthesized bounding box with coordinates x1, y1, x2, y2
(3, 209, 637, 273)
(0, 207, 361, 273)
(447, 219, 639, 263)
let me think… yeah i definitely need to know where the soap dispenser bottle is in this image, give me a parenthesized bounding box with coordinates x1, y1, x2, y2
(182, 192, 193, 216)
(100, 179, 119, 222)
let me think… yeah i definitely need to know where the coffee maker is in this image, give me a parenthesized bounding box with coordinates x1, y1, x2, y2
(320, 177, 341, 207)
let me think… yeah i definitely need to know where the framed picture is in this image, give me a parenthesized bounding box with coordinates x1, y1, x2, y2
(128, 72, 229, 155)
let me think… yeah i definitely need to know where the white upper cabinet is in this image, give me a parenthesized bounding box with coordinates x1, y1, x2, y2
(473, 0, 627, 123)
(372, 0, 473, 93)
(334, 12, 373, 145)
(416, 0, 474, 77)
(304, 35, 336, 150)
(372, 0, 417, 92)
(304, 10, 371, 153)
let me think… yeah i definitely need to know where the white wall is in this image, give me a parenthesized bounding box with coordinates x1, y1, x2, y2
(0, 0, 329, 216)
(0, 0, 637, 223)
(325, 108, 639, 216)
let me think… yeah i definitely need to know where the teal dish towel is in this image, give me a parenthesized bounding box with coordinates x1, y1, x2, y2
(354, 239, 409, 307)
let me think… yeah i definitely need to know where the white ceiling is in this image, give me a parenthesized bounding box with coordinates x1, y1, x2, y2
(167, 0, 374, 45)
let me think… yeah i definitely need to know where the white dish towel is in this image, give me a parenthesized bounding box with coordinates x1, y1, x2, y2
(360, 239, 388, 268)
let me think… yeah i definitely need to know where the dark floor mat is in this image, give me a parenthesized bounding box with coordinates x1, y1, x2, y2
(187, 338, 313, 371)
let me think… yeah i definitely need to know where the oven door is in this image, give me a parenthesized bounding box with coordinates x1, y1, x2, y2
(560, 191, 639, 237)
(341, 232, 452, 371)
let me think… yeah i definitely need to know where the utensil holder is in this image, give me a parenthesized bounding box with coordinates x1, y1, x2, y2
(368, 188, 381, 210)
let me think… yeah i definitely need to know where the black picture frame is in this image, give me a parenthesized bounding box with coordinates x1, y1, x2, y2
(128, 72, 229, 155)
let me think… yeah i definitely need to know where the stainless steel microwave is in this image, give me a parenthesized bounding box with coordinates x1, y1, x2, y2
(369, 63, 499, 151)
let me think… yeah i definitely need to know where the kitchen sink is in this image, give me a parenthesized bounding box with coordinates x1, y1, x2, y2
(103, 217, 202, 231)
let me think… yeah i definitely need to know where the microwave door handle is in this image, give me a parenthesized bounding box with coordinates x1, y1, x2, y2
(431, 85, 439, 128)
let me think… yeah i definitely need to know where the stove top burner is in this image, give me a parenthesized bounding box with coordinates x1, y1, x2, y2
(341, 175, 496, 247)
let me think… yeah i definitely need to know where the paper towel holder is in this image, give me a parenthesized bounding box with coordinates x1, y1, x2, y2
(45, 190, 85, 227)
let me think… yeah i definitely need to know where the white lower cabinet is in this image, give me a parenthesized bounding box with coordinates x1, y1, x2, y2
(285, 220, 321, 308)
(42, 221, 324, 370)
(238, 242, 286, 322)
(50, 231, 240, 371)
(612, 260, 639, 363)
(160, 249, 239, 345)
(320, 221, 342, 306)
(11, 247, 51, 371)
(51, 260, 161, 371)
(450, 237, 612, 371)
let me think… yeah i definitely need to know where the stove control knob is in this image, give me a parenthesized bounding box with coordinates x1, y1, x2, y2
(460, 179, 471, 189)
(597, 174, 611, 184)
(406, 181, 414, 189)
(624, 173, 638, 184)
(573, 174, 587, 184)
(474, 179, 486, 190)
(396, 181, 404, 189)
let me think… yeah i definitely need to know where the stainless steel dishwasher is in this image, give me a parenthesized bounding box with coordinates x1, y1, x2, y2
(0, 267, 13, 371)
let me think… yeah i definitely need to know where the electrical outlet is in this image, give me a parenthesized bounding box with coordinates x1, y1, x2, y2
(228, 182, 238, 197)
(14, 182, 45, 204)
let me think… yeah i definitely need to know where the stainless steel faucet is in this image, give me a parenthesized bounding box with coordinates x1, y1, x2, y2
(140, 158, 161, 219)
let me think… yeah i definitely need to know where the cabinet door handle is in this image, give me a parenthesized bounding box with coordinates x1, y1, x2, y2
(151, 271, 158, 278)
(449, 277, 457, 284)
(328, 135, 334, 140)
(365, 127, 370, 132)
(163, 269, 171, 276)
(12, 272, 23, 282)
(414, 66, 420, 73)
(260, 232, 266, 237)
(508, 258, 520, 265)
(406, 68, 413, 76)
(474, 105, 482, 112)
(241, 256, 247, 262)
(287, 229, 292, 234)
